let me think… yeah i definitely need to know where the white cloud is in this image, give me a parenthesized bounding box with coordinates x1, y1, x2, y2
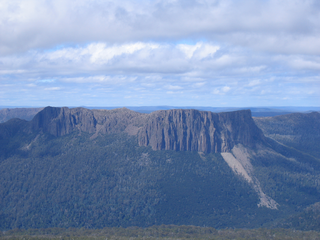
(212, 86, 231, 95)
(1, 0, 320, 55)
(213, 55, 237, 67)
(195, 44, 220, 59)
(0, 41, 226, 77)
(1, 0, 320, 107)
(237, 66, 266, 74)
(222, 86, 231, 92)
(248, 80, 261, 87)
(87, 42, 159, 63)
(166, 91, 183, 95)
(213, 88, 220, 95)
(61, 76, 112, 83)
(165, 85, 183, 90)
(1, 41, 319, 86)
(289, 58, 320, 70)
(60, 75, 137, 84)
(193, 82, 206, 88)
(0, 69, 26, 74)
(38, 79, 55, 83)
(178, 43, 201, 59)
(44, 87, 61, 91)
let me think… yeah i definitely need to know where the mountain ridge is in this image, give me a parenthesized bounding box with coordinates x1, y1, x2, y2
(138, 109, 265, 153)
(22, 106, 265, 154)
(2, 106, 319, 124)
(1, 106, 320, 230)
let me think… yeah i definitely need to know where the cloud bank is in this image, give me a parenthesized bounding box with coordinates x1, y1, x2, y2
(0, 0, 319, 107)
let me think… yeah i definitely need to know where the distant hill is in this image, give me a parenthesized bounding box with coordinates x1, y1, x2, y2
(1, 107, 320, 230)
(254, 112, 320, 158)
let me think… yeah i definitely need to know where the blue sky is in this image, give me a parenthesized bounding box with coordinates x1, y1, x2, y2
(0, 0, 319, 107)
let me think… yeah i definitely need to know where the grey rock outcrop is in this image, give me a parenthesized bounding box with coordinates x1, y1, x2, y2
(29, 106, 264, 153)
(30, 106, 146, 137)
(138, 109, 265, 153)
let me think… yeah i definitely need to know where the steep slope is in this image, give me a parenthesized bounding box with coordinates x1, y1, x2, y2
(1, 107, 320, 230)
(30, 106, 146, 137)
(254, 112, 320, 158)
(0, 131, 264, 229)
(221, 145, 279, 210)
(22, 106, 265, 154)
(138, 109, 264, 153)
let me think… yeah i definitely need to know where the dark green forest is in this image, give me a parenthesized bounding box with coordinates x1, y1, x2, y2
(1, 128, 320, 230)
(254, 112, 320, 159)
(1, 109, 320, 232)
(1, 130, 265, 229)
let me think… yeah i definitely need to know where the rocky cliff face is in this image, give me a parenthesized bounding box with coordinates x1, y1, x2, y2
(138, 109, 265, 153)
(31, 107, 95, 136)
(30, 106, 146, 137)
(28, 106, 264, 153)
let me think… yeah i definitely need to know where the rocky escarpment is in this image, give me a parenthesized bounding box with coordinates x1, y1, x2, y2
(138, 109, 265, 153)
(30, 106, 146, 137)
(26, 106, 265, 153)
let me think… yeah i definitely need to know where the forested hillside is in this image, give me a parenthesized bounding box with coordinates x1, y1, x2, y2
(254, 112, 320, 158)
(1, 107, 320, 230)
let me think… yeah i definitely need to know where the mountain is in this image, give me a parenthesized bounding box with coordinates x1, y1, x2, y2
(2, 106, 319, 124)
(138, 109, 264, 153)
(15, 107, 263, 152)
(1, 107, 320, 230)
(30, 107, 146, 137)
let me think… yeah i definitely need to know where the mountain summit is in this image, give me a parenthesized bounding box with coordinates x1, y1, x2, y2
(28, 106, 265, 153)
(1, 107, 320, 230)
(138, 109, 264, 153)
